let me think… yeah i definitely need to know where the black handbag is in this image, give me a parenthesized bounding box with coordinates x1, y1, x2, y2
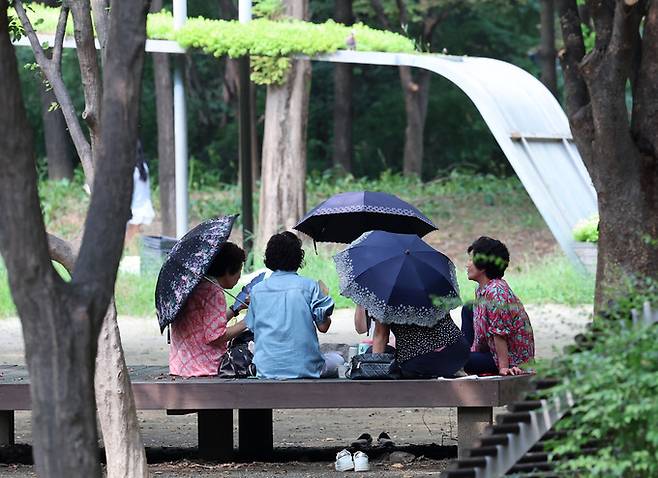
(346, 353, 401, 380)
(218, 330, 257, 378)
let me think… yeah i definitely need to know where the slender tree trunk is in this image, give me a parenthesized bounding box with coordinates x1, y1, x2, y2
(332, 0, 353, 173)
(539, 0, 557, 97)
(399, 67, 431, 177)
(151, 24, 176, 236)
(250, 81, 261, 183)
(95, 303, 148, 478)
(257, 0, 310, 248)
(39, 51, 73, 180)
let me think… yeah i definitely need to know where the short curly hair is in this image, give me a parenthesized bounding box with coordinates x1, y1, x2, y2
(467, 236, 509, 279)
(207, 242, 246, 278)
(264, 231, 305, 272)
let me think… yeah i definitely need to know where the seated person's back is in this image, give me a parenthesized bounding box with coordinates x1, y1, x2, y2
(245, 232, 334, 379)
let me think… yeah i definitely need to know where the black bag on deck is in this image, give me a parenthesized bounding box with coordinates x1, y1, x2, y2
(218, 330, 256, 378)
(347, 353, 401, 380)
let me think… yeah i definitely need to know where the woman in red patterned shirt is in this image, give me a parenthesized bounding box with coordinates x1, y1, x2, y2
(169, 242, 249, 377)
(461, 237, 535, 376)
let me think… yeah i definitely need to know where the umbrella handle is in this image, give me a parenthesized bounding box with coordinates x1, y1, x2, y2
(202, 275, 249, 308)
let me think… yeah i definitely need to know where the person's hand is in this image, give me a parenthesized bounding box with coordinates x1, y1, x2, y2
(499, 366, 524, 376)
(318, 280, 329, 296)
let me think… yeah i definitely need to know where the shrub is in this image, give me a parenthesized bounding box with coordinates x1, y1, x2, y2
(539, 280, 658, 477)
(573, 214, 599, 243)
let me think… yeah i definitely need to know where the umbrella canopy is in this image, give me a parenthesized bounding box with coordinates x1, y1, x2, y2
(155, 214, 237, 332)
(294, 191, 437, 243)
(333, 231, 460, 327)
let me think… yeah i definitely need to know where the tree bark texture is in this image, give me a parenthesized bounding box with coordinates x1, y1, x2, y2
(400, 67, 431, 177)
(39, 61, 74, 180)
(45, 235, 148, 478)
(539, 0, 558, 97)
(257, 0, 310, 249)
(556, 0, 658, 308)
(332, 0, 353, 173)
(95, 303, 148, 478)
(152, 0, 176, 238)
(0, 1, 150, 476)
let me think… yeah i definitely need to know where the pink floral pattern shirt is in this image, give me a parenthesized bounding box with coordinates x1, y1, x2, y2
(472, 279, 535, 369)
(169, 280, 228, 377)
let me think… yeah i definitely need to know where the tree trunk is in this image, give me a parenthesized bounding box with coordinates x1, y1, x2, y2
(95, 303, 148, 478)
(1, 2, 150, 477)
(332, 0, 353, 173)
(39, 52, 73, 180)
(556, 0, 658, 309)
(250, 81, 261, 183)
(257, 0, 310, 248)
(538, 0, 557, 97)
(151, 21, 176, 237)
(399, 67, 431, 177)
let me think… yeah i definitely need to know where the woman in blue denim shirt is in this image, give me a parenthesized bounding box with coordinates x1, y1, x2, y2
(244, 232, 343, 379)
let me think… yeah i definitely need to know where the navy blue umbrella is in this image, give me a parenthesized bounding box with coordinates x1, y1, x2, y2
(294, 191, 437, 244)
(155, 214, 237, 332)
(333, 231, 460, 326)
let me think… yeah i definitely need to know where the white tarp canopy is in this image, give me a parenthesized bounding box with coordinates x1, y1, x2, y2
(314, 51, 597, 269)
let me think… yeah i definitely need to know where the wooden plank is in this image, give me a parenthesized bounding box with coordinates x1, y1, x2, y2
(0, 366, 531, 410)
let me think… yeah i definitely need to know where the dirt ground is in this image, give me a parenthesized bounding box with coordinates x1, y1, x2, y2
(0, 304, 592, 477)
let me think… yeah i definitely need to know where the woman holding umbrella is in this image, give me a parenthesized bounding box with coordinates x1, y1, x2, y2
(169, 242, 249, 377)
(335, 231, 469, 379)
(155, 215, 250, 377)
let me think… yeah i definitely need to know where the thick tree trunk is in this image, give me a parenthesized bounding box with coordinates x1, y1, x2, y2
(556, 0, 658, 309)
(39, 51, 73, 180)
(539, 0, 558, 97)
(152, 0, 175, 237)
(332, 0, 353, 173)
(257, 0, 310, 248)
(1, 2, 150, 477)
(399, 67, 431, 177)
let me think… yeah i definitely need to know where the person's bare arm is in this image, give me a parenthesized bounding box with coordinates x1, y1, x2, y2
(354, 305, 368, 334)
(493, 335, 523, 375)
(212, 320, 248, 346)
(372, 321, 390, 353)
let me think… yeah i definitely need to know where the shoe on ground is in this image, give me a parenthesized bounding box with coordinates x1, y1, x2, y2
(335, 448, 354, 472)
(453, 368, 468, 378)
(377, 431, 394, 448)
(351, 432, 373, 449)
(353, 451, 369, 472)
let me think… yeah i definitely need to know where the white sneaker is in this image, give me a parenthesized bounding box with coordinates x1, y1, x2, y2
(335, 449, 354, 472)
(353, 451, 370, 472)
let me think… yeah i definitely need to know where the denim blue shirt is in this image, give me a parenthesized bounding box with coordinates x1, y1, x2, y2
(244, 270, 334, 379)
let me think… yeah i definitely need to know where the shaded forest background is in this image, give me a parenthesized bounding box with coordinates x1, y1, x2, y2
(16, 0, 547, 185)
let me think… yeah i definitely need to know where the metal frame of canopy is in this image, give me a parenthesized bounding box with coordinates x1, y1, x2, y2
(13, 0, 598, 270)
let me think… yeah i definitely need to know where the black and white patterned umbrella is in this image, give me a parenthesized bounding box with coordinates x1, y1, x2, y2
(155, 214, 237, 332)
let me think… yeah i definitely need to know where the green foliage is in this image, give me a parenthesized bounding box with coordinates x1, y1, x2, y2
(21, 5, 414, 85)
(573, 214, 599, 243)
(538, 280, 658, 477)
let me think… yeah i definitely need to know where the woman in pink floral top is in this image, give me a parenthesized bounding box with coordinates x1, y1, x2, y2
(461, 237, 534, 376)
(169, 242, 248, 377)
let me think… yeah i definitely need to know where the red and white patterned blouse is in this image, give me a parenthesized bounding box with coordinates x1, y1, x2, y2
(472, 278, 535, 369)
(169, 280, 228, 377)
